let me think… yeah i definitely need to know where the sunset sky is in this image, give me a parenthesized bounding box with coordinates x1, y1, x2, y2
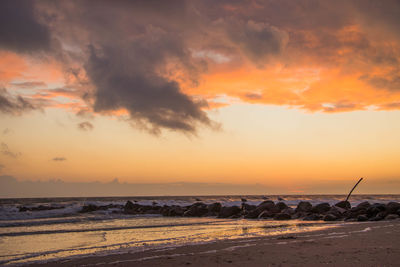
(1, 0, 400, 195)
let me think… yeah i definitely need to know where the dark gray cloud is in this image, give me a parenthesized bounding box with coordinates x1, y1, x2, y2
(244, 92, 263, 100)
(0, 88, 37, 115)
(52, 157, 66, 162)
(87, 45, 211, 134)
(0, 0, 50, 53)
(40, 0, 215, 134)
(77, 121, 94, 131)
(2, 0, 400, 129)
(1, 142, 21, 158)
(360, 74, 400, 91)
(225, 20, 288, 66)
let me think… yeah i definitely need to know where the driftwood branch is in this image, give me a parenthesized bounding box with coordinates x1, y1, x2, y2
(345, 177, 364, 202)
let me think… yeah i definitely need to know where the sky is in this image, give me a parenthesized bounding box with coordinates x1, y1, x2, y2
(1, 0, 400, 196)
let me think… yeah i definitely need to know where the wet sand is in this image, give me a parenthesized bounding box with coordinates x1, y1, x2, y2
(30, 220, 400, 267)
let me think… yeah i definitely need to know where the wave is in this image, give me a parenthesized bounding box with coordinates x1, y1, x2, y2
(0, 219, 234, 237)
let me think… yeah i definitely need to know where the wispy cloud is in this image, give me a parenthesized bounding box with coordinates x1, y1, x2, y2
(52, 157, 67, 162)
(77, 121, 94, 131)
(0, 142, 21, 158)
(0, 88, 38, 115)
(11, 81, 47, 88)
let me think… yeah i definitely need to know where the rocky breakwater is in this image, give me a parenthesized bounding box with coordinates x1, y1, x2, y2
(73, 200, 400, 222)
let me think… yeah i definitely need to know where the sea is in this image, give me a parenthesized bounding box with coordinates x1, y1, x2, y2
(1, 194, 399, 265)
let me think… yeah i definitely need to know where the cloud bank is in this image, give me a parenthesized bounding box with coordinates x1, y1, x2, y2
(1, 0, 400, 133)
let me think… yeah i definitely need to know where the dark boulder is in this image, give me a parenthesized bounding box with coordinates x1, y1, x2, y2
(218, 206, 241, 218)
(258, 210, 275, 219)
(366, 203, 386, 218)
(257, 201, 276, 211)
(241, 203, 256, 212)
(19, 205, 65, 212)
(385, 214, 399, 220)
(183, 203, 208, 217)
(274, 213, 291, 220)
(357, 215, 368, 222)
(281, 207, 295, 215)
(323, 214, 338, 221)
(208, 202, 222, 213)
(356, 201, 371, 210)
(244, 209, 261, 219)
(169, 206, 185, 216)
(19, 206, 29, 212)
(303, 214, 322, 221)
(292, 211, 308, 219)
(161, 206, 170, 216)
(311, 203, 330, 214)
(386, 202, 400, 214)
(124, 201, 141, 213)
(295, 201, 312, 212)
(368, 211, 387, 221)
(80, 204, 99, 213)
(328, 206, 346, 218)
(335, 201, 351, 210)
(276, 202, 288, 211)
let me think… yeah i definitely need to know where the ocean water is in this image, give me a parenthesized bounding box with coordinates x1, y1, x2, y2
(0, 194, 399, 265)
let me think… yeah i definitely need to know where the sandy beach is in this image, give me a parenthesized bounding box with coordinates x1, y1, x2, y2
(29, 220, 400, 267)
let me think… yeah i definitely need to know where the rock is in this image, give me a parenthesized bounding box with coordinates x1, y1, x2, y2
(18, 206, 29, 212)
(19, 205, 65, 212)
(295, 201, 312, 212)
(161, 206, 170, 216)
(169, 206, 184, 216)
(277, 197, 284, 201)
(335, 201, 351, 210)
(327, 206, 346, 218)
(257, 200, 280, 214)
(323, 214, 338, 221)
(241, 203, 256, 211)
(292, 212, 308, 219)
(257, 200, 275, 209)
(218, 206, 241, 218)
(124, 201, 141, 213)
(385, 214, 399, 220)
(281, 207, 295, 215)
(208, 202, 222, 213)
(386, 202, 400, 214)
(303, 214, 322, 221)
(241, 198, 247, 202)
(183, 203, 208, 217)
(356, 201, 371, 210)
(244, 209, 261, 219)
(274, 213, 291, 220)
(366, 203, 386, 218)
(258, 210, 275, 219)
(80, 204, 99, 213)
(369, 211, 387, 221)
(276, 202, 288, 211)
(357, 215, 368, 222)
(311, 203, 330, 214)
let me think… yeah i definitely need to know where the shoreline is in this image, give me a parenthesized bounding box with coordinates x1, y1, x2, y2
(28, 220, 400, 267)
